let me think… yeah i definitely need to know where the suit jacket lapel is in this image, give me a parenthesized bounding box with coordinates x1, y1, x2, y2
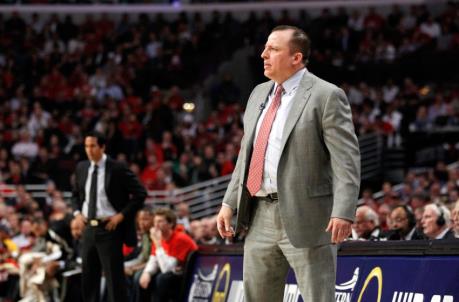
(81, 162, 90, 185)
(79, 161, 90, 205)
(105, 157, 112, 191)
(279, 73, 314, 156)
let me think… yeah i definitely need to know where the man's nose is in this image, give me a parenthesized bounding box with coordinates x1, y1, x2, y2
(261, 49, 267, 59)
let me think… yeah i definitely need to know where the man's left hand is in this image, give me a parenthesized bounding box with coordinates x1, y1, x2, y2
(105, 213, 124, 231)
(326, 217, 352, 244)
(150, 227, 162, 246)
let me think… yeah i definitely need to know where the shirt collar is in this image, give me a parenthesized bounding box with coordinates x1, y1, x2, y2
(370, 227, 381, 239)
(91, 154, 107, 168)
(274, 67, 307, 95)
(404, 227, 416, 240)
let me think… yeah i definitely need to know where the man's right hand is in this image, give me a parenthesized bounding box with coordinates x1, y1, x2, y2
(73, 213, 87, 230)
(216, 206, 235, 239)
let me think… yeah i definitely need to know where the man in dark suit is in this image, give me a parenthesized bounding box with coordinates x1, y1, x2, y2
(72, 131, 147, 302)
(386, 205, 426, 240)
(421, 203, 455, 240)
(351, 205, 384, 240)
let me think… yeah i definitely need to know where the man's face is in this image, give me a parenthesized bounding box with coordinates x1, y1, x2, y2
(176, 204, 189, 218)
(421, 207, 440, 239)
(190, 220, 204, 241)
(32, 223, 47, 237)
(153, 215, 172, 234)
(352, 210, 374, 238)
(137, 211, 153, 233)
(20, 220, 32, 235)
(261, 29, 299, 83)
(452, 206, 459, 235)
(204, 218, 218, 238)
(84, 136, 105, 163)
(71, 220, 84, 239)
(390, 207, 410, 234)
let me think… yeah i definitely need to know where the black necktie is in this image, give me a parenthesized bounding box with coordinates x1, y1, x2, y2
(88, 164, 98, 220)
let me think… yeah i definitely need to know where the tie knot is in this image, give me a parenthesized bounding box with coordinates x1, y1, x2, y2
(275, 85, 284, 96)
(93, 164, 98, 171)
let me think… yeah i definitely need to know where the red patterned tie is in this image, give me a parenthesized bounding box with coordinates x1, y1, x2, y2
(246, 85, 283, 196)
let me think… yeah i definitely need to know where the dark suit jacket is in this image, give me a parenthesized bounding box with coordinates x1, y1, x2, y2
(440, 229, 456, 240)
(384, 227, 426, 240)
(72, 157, 147, 246)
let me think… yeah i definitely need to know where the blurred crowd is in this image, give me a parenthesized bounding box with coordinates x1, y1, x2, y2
(353, 162, 459, 241)
(1, 0, 255, 3)
(0, 6, 251, 190)
(7, 0, 292, 3)
(0, 197, 204, 301)
(0, 4, 458, 190)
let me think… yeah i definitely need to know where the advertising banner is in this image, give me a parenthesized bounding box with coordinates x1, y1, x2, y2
(184, 254, 459, 302)
(336, 256, 459, 302)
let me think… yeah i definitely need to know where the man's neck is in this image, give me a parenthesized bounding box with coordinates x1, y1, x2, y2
(275, 65, 305, 85)
(91, 153, 106, 166)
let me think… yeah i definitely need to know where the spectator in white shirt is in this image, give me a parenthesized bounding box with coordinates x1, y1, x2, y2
(452, 200, 459, 238)
(28, 102, 51, 138)
(420, 16, 442, 39)
(421, 203, 455, 240)
(11, 130, 39, 160)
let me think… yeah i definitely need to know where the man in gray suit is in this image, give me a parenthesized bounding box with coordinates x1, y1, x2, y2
(217, 25, 360, 302)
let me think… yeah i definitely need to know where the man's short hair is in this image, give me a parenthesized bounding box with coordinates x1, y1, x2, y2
(425, 203, 451, 225)
(272, 25, 311, 65)
(85, 131, 106, 147)
(0, 224, 10, 235)
(32, 217, 48, 226)
(153, 207, 177, 228)
(358, 205, 380, 226)
(139, 207, 153, 215)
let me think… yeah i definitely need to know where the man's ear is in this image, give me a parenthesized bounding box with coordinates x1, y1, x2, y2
(292, 52, 303, 65)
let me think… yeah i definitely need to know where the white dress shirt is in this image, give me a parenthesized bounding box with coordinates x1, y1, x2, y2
(404, 227, 416, 240)
(143, 248, 178, 275)
(83, 154, 117, 219)
(253, 68, 307, 196)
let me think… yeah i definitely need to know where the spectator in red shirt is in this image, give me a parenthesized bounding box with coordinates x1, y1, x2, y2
(160, 131, 178, 162)
(363, 7, 385, 30)
(140, 154, 160, 189)
(139, 208, 197, 302)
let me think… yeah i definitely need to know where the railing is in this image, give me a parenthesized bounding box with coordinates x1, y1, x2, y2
(0, 176, 232, 220)
(145, 175, 231, 220)
(0, 183, 73, 199)
(359, 133, 383, 181)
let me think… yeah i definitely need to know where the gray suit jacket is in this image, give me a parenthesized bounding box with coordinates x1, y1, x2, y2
(222, 72, 361, 248)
